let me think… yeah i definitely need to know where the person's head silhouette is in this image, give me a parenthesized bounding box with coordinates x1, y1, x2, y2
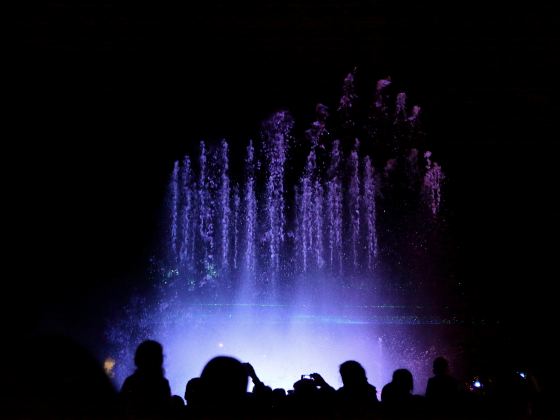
(432, 356, 449, 376)
(200, 356, 248, 401)
(134, 340, 164, 374)
(392, 369, 413, 394)
(340, 360, 368, 387)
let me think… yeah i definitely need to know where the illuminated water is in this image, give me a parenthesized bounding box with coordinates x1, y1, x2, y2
(107, 71, 447, 396)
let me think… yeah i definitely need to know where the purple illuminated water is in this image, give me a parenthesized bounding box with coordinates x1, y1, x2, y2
(108, 73, 448, 396)
(363, 155, 378, 271)
(349, 140, 361, 271)
(243, 140, 257, 284)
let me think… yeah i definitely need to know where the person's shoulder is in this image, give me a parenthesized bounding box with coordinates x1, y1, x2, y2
(445, 374, 460, 387)
(380, 382, 392, 398)
(123, 372, 138, 383)
(121, 373, 138, 391)
(366, 383, 378, 399)
(162, 377, 171, 393)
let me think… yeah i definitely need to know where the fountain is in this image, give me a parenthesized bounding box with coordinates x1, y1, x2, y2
(107, 70, 449, 395)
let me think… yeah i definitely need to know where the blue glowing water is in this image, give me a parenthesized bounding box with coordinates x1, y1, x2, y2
(107, 72, 447, 396)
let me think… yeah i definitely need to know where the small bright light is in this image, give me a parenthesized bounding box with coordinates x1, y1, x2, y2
(519, 372, 526, 378)
(218, 342, 224, 348)
(473, 380, 482, 388)
(104, 357, 116, 378)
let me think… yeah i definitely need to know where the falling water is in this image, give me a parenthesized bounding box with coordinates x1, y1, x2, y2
(165, 85, 444, 294)
(395, 92, 407, 122)
(243, 140, 257, 282)
(338, 68, 357, 128)
(296, 149, 317, 273)
(179, 156, 194, 271)
(424, 151, 445, 216)
(232, 186, 240, 271)
(218, 140, 230, 274)
(363, 156, 378, 271)
(263, 112, 292, 286)
(349, 140, 361, 272)
(198, 141, 215, 285)
(327, 140, 343, 275)
(312, 180, 325, 270)
(170, 161, 179, 262)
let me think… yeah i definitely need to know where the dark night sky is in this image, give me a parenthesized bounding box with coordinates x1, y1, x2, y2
(8, 2, 559, 352)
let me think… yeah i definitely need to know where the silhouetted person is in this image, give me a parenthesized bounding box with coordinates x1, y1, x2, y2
(288, 377, 320, 416)
(381, 368, 424, 418)
(335, 360, 379, 418)
(4, 334, 117, 418)
(244, 362, 268, 393)
(243, 362, 273, 416)
(425, 356, 460, 418)
(184, 376, 202, 416)
(196, 356, 249, 418)
(271, 388, 289, 416)
(120, 340, 171, 417)
(168, 395, 186, 419)
(287, 373, 334, 417)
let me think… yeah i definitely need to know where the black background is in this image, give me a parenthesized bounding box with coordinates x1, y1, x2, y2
(8, 2, 559, 367)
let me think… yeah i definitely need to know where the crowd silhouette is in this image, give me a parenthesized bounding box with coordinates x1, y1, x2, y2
(3, 336, 551, 419)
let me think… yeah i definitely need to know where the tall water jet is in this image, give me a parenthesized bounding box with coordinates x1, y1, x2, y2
(374, 78, 392, 116)
(232, 185, 240, 271)
(348, 139, 361, 273)
(327, 140, 343, 276)
(363, 155, 378, 271)
(296, 149, 317, 274)
(395, 92, 408, 123)
(169, 161, 179, 263)
(179, 155, 195, 273)
(218, 140, 231, 277)
(198, 141, 215, 286)
(338, 68, 358, 128)
(423, 151, 445, 216)
(243, 140, 257, 293)
(312, 179, 325, 270)
(262, 112, 293, 289)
